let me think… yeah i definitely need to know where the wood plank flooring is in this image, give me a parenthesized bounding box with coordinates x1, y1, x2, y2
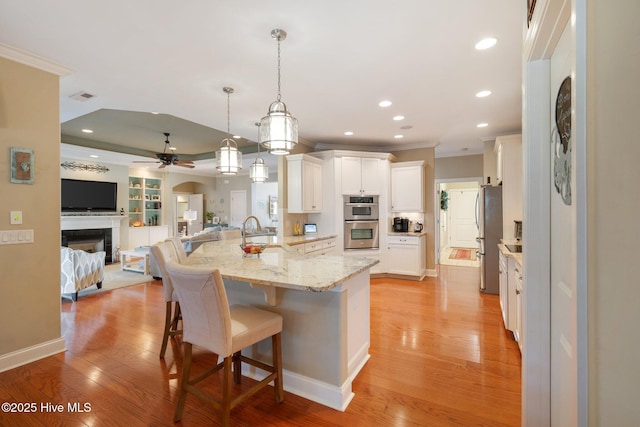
(0, 265, 521, 426)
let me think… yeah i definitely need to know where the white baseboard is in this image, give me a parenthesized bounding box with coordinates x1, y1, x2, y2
(242, 356, 370, 412)
(426, 268, 438, 277)
(0, 338, 66, 373)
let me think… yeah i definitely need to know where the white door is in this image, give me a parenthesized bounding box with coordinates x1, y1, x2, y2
(549, 23, 578, 426)
(229, 190, 246, 228)
(188, 194, 203, 234)
(448, 188, 479, 248)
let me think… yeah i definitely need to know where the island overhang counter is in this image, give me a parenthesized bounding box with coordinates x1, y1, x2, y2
(182, 237, 378, 411)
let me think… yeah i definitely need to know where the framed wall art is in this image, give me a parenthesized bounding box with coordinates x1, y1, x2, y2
(10, 147, 35, 184)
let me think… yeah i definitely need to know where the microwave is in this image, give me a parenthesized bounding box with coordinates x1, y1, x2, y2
(344, 195, 379, 221)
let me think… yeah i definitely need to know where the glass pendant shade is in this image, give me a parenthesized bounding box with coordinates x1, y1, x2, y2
(250, 156, 269, 183)
(216, 138, 242, 175)
(260, 101, 298, 155)
(217, 86, 242, 175)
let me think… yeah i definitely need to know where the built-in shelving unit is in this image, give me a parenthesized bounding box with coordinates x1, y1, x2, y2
(128, 176, 162, 226)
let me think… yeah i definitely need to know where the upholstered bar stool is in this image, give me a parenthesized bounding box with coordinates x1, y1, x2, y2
(167, 236, 188, 262)
(150, 242, 183, 359)
(164, 262, 284, 426)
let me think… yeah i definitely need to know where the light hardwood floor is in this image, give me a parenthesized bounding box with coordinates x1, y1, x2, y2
(0, 265, 521, 426)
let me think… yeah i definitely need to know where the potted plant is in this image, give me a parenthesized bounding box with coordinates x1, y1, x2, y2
(205, 211, 215, 223)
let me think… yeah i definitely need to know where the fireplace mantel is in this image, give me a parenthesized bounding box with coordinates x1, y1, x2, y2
(60, 215, 125, 231)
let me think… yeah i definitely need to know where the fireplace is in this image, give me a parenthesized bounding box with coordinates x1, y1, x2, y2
(62, 229, 113, 263)
(60, 215, 125, 264)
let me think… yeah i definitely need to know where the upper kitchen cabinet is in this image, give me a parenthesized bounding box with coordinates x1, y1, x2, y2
(494, 134, 523, 240)
(287, 154, 323, 213)
(341, 157, 380, 195)
(391, 161, 424, 212)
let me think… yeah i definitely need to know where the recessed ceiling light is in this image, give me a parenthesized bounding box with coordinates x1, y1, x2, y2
(89, 154, 99, 158)
(169, 147, 177, 151)
(233, 135, 241, 139)
(344, 131, 354, 136)
(475, 90, 492, 98)
(378, 100, 392, 108)
(394, 134, 404, 139)
(151, 112, 160, 115)
(477, 123, 489, 128)
(81, 129, 93, 133)
(393, 115, 405, 121)
(475, 38, 497, 50)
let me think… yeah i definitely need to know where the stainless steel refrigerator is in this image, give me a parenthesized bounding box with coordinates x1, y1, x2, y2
(475, 185, 502, 294)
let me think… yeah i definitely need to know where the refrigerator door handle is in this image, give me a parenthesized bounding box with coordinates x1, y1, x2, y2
(475, 192, 479, 230)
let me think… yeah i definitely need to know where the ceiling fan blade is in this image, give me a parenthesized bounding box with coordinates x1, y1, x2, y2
(176, 163, 195, 169)
(133, 160, 160, 164)
(158, 163, 167, 169)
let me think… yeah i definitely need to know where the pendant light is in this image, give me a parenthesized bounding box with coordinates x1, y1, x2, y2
(250, 122, 269, 183)
(260, 28, 298, 155)
(216, 87, 242, 175)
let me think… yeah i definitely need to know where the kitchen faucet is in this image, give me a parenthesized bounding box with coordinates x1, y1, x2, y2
(242, 215, 262, 247)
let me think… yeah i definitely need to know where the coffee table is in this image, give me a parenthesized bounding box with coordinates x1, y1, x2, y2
(120, 249, 150, 275)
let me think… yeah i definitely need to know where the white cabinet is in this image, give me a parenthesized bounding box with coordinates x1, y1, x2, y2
(499, 250, 509, 329)
(287, 154, 323, 213)
(390, 161, 424, 212)
(128, 225, 169, 249)
(294, 237, 337, 255)
(341, 157, 380, 195)
(494, 134, 523, 240)
(387, 234, 426, 278)
(514, 260, 523, 352)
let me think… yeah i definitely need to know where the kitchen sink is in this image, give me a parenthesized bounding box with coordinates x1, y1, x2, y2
(505, 244, 522, 253)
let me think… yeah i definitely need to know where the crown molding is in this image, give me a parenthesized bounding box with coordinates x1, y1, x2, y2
(0, 43, 72, 76)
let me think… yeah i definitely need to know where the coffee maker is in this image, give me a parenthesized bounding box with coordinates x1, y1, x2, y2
(393, 217, 409, 232)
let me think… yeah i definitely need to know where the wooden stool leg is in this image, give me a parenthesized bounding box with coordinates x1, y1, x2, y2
(273, 333, 284, 403)
(159, 302, 172, 358)
(173, 342, 192, 422)
(222, 356, 233, 427)
(233, 351, 241, 384)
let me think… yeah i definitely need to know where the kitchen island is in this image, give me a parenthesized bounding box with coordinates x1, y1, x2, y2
(183, 236, 378, 411)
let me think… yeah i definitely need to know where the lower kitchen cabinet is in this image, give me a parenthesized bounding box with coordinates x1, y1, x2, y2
(387, 234, 426, 279)
(513, 259, 523, 352)
(499, 251, 510, 329)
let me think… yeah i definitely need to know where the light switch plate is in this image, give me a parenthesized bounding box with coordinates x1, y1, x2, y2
(10, 211, 22, 225)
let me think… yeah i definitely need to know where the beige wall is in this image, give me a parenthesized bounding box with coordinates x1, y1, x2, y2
(435, 154, 483, 181)
(391, 148, 436, 271)
(0, 57, 62, 357)
(588, 0, 640, 423)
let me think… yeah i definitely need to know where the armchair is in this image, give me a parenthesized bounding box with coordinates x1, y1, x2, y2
(60, 247, 106, 301)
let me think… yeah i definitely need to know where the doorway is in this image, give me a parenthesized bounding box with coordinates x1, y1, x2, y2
(229, 190, 247, 227)
(436, 179, 481, 267)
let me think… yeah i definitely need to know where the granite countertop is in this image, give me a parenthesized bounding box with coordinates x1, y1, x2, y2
(498, 241, 523, 266)
(281, 234, 338, 247)
(183, 236, 377, 292)
(388, 231, 428, 237)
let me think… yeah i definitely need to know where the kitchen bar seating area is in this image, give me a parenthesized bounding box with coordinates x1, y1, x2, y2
(0, 265, 521, 426)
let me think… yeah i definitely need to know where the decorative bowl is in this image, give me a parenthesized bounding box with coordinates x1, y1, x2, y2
(240, 243, 266, 257)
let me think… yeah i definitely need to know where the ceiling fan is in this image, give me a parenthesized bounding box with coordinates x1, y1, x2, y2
(133, 132, 195, 169)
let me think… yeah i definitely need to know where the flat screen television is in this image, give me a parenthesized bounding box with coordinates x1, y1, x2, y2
(61, 179, 118, 212)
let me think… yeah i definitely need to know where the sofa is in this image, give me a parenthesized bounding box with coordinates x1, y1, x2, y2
(61, 247, 106, 301)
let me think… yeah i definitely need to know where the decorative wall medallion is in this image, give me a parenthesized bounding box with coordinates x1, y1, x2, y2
(552, 76, 572, 205)
(10, 147, 35, 184)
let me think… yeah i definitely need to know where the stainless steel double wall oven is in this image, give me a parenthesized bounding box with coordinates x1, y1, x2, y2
(344, 195, 379, 250)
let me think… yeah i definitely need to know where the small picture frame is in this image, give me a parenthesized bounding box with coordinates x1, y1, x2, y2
(151, 195, 160, 201)
(144, 194, 150, 200)
(10, 147, 35, 184)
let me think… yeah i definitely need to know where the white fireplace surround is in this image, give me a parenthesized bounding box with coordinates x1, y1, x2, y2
(61, 215, 125, 260)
